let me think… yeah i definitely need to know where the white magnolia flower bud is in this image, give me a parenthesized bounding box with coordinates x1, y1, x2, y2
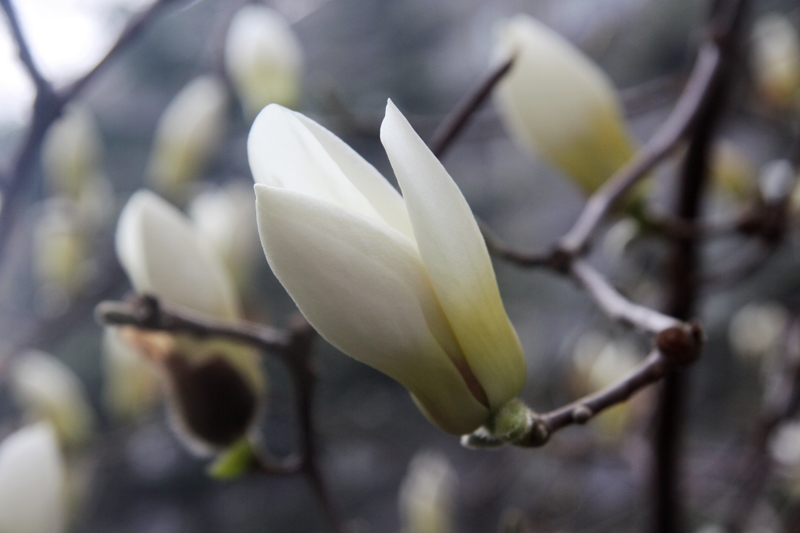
(225, 5, 303, 120)
(188, 181, 259, 290)
(249, 101, 526, 435)
(399, 451, 456, 533)
(728, 302, 788, 363)
(751, 13, 800, 109)
(41, 103, 103, 200)
(115, 190, 266, 454)
(710, 140, 756, 200)
(145, 76, 228, 196)
(9, 351, 94, 448)
(0, 423, 66, 533)
(34, 200, 91, 298)
(102, 327, 160, 422)
(759, 159, 796, 204)
(493, 15, 637, 194)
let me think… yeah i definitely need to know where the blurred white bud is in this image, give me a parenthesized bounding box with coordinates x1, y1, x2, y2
(710, 140, 756, 201)
(728, 302, 788, 362)
(188, 181, 259, 290)
(41, 103, 104, 200)
(9, 351, 94, 448)
(751, 13, 800, 109)
(0, 423, 66, 533)
(225, 5, 303, 120)
(602, 217, 640, 262)
(102, 328, 160, 422)
(145, 76, 228, 197)
(115, 190, 266, 455)
(759, 159, 795, 204)
(399, 451, 456, 533)
(34, 200, 92, 300)
(74, 174, 115, 231)
(492, 15, 637, 195)
(770, 421, 800, 494)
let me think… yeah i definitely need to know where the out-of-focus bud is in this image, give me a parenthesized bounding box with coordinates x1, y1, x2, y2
(9, 351, 94, 448)
(751, 13, 800, 109)
(492, 14, 637, 195)
(188, 181, 259, 290)
(145, 76, 228, 198)
(770, 421, 800, 494)
(102, 328, 160, 422)
(572, 331, 640, 439)
(34, 201, 91, 300)
(115, 190, 266, 455)
(399, 451, 456, 533)
(728, 302, 788, 363)
(225, 5, 303, 120)
(0, 423, 66, 533)
(759, 159, 796, 204)
(710, 140, 756, 201)
(41, 103, 103, 200)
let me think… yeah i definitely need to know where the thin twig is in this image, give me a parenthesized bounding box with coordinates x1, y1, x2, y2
(429, 56, 515, 158)
(0, 0, 52, 94)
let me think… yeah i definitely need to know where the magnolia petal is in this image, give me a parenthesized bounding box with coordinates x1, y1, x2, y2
(115, 190, 240, 320)
(256, 184, 488, 434)
(248, 105, 414, 239)
(380, 100, 526, 411)
(0, 423, 65, 533)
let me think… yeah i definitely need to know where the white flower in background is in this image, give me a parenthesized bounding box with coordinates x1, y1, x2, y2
(770, 421, 800, 494)
(759, 159, 796, 204)
(41, 103, 103, 200)
(33, 200, 91, 300)
(751, 13, 800, 109)
(728, 302, 788, 363)
(188, 181, 259, 290)
(0, 423, 66, 533)
(9, 351, 94, 448)
(399, 451, 456, 533)
(102, 327, 160, 422)
(115, 190, 266, 454)
(225, 5, 303, 120)
(492, 14, 637, 195)
(145, 76, 228, 197)
(249, 101, 526, 435)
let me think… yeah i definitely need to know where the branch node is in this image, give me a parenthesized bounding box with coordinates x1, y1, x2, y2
(656, 321, 704, 366)
(571, 405, 593, 424)
(513, 415, 550, 448)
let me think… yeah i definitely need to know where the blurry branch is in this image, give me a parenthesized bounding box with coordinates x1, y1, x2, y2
(0, 0, 184, 272)
(95, 295, 344, 533)
(430, 56, 515, 159)
(722, 317, 800, 533)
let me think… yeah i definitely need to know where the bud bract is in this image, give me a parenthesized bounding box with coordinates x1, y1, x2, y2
(493, 15, 637, 194)
(225, 5, 303, 120)
(9, 351, 94, 448)
(0, 423, 66, 533)
(249, 101, 526, 435)
(399, 451, 456, 533)
(115, 190, 266, 454)
(751, 13, 800, 109)
(145, 76, 228, 197)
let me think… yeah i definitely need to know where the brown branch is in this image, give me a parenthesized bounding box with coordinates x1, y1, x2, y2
(0, 0, 52, 94)
(429, 56, 515, 158)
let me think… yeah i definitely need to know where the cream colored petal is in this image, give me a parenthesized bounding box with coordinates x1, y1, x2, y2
(380, 100, 526, 411)
(248, 105, 414, 239)
(115, 190, 240, 320)
(0, 423, 65, 533)
(493, 15, 636, 193)
(256, 184, 488, 434)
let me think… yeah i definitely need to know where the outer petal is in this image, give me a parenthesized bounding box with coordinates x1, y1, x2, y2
(0, 423, 65, 533)
(380, 100, 526, 411)
(115, 190, 240, 320)
(493, 15, 636, 193)
(256, 184, 488, 434)
(248, 104, 414, 240)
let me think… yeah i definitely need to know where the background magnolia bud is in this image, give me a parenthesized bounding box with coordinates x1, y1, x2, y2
(728, 302, 788, 363)
(188, 181, 260, 291)
(399, 451, 456, 533)
(102, 327, 160, 422)
(751, 13, 800, 109)
(710, 140, 756, 200)
(34, 200, 92, 301)
(41, 103, 104, 200)
(493, 14, 637, 194)
(145, 76, 228, 198)
(9, 351, 94, 448)
(0, 423, 66, 533)
(758, 159, 796, 204)
(770, 421, 800, 494)
(224, 5, 304, 120)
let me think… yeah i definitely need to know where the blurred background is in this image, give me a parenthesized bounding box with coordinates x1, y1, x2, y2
(2, 0, 800, 532)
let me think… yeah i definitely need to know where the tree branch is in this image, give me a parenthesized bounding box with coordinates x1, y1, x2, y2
(0, 0, 52, 94)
